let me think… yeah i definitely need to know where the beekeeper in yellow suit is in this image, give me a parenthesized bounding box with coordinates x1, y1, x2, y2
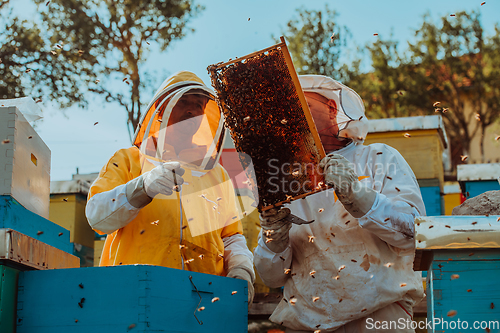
(86, 71, 255, 306)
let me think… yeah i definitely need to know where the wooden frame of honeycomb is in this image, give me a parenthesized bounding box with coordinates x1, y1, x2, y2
(208, 37, 327, 211)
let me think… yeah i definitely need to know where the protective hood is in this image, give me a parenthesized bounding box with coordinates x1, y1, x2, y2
(132, 71, 225, 170)
(299, 75, 369, 144)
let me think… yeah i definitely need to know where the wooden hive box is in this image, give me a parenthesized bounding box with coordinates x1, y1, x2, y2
(365, 115, 449, 216)
(457, 163, 500, 199)
(365, 115, 449, 183)
(16, 265, 248, 333)
(0, 104, 50, 219)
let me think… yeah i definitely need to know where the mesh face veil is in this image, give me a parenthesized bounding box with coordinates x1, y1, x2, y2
(133, 78, 225, 170)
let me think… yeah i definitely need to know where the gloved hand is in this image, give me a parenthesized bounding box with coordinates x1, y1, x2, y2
(260, 207, 292, 253)
(227, 267, 255, 308)
(143, 161, 185, 198)
(319, 154, 377, 218)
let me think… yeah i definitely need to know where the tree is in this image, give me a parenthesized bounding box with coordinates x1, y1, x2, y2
(407, 11, 500, 165)
(0, 1, 51, 103)
(4, 0, 202, 139)
(276, 5, 351, 80)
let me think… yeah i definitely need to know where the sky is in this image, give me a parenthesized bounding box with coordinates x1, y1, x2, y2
(11, 0, 500, 181)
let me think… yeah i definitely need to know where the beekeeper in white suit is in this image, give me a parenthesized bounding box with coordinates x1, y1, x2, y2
(254, 75, 425, 332)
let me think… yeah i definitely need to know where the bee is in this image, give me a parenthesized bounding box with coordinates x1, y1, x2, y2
(481, 1, 486, 5)
(289, 297, 297, 305)
(472, 221, 478, 225)
(279, 256, 285, 261)
(151, 220, 159, 226)
(56, 44, 63, 49)
(433, 102, 440, 107)
(284, 268, 291, 274)
(37, 231, 44, 235)
(212, 297, 220, 303)
(231, 291, 237, 295)
(265, 237, 273, 243)
(341, 212, 349, 219)
(338, 265, 346, 272)
(199, 254, 204, 260)
(467, 289, 472, 292)
(445, 225, 451, 228)
(339, 298, 343, 303)
(345, 220, 350, 225)
(384, 262, 393, 268)
(243, 116, 251, 122)
(264, 230, 274, 236)
(218, 253, 224, 258)
(28, 136, 33, 139)
(373, 33, 379, 36)
(442, 108, 448, 113)
(58, 232, 63, 236)
(490, 302, 494, 309)
(197, 307, 205, 311)
(451, 274, 459, 280)
(312, 296, 320, 302)
(308, 235, 315, 243)
(140, 229, 145, 235)
(281, 119, 288, 125)
(184, 258, 194, 264)
(395, 187, 401, 192)
(179, 244, 186, 250)
(94, 122, 98, 126)
(384, 218, 390, 222)
(314, 330, 321, 333)
(475, 113, 481, 121)
(292, 170, 299, 176)
(111, 198, 116, 202)
(330, 233, 335, 237)
(361, 308, 367, 312)
(25, 69, 32, 73)
(333, 275, 340, 280)
(450, 14, 456, 17)
(403, 133, 411, 138)
(78, 50, 84, 55)
(50, 50, 57, 55)
(377, 152, 383, 155)
(400, 283, 407, 287)
(318, 208, 324, 213)
(460, 155, 468, 162)
(127, 323, 136, 330)
(351, 259, 357, 263)
(310, 270, 316, 277)
(429, 225, 434, 229)
(447, 310, 457, 317)
(95, 79, 100, 83)
(2, 139, 11, 144)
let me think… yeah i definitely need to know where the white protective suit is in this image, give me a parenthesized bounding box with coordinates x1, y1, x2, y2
(254, 75, 425, 332)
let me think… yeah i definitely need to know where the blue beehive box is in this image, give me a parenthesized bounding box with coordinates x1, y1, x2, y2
(17, 265, 248, 332)
(415, 216, 500, 332)
(0, 196, 72, 254)
(420, 185, 442, 216)
(457, 163, 500, 199)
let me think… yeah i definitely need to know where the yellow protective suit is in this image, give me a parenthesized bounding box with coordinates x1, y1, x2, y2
(86, 71, 249, 277)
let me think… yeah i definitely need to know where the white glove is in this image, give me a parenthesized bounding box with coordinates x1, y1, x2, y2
(319, 154, 377, 218)
(259, 207, 292, 253)
(143, 161, 185, 198)
(227, 267, 255, 308)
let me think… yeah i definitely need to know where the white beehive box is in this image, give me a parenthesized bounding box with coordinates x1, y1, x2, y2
(0, 105, 50, 219)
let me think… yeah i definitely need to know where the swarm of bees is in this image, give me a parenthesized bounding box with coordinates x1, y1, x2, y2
(208, 44, 325, 210)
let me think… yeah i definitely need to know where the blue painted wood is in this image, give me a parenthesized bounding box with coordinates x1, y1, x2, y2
(0, 195, 72, 253)
(419, 186, 442, 216)
(17, 265, 248, 332)
(427, 249, 500, 333)
(0, 265, 20, 333)
(464, 180, 500, 199)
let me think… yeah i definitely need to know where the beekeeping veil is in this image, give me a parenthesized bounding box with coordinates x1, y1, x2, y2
(132, 71, 225, 169)
(299, 75, 369, 147)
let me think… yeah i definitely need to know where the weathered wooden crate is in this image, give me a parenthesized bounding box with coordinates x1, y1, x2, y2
(17, 265, 248, 333)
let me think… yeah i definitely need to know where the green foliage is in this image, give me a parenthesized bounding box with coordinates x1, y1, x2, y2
(276, 5, 350, 79)
(282, 7, 500, 167)
(1, 0, 202, 140)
